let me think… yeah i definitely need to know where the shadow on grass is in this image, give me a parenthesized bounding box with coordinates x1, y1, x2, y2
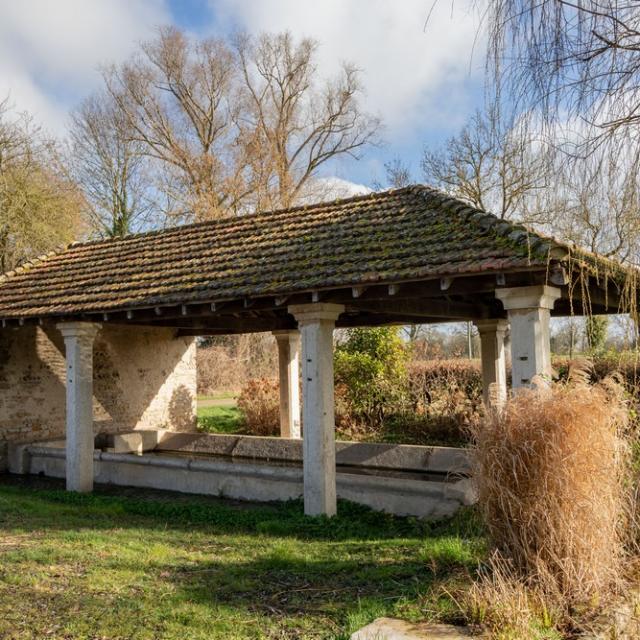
(0, 476, 485, 639)
(165, 553, 474, 635)
(0, 475, 484, 543)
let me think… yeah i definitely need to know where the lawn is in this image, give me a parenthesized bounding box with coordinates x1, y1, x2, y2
(197, 393, 243, 434)
(0, 477, 485, 640)
(197, 404, 243, 434)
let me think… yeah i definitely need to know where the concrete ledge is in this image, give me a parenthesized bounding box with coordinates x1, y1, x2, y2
(154, 432, 472, 475)
(100, 430, 166, 454)
(7, 443, 32, 473)
(20, 444, 474, 518)
(90, 431, 471, 476)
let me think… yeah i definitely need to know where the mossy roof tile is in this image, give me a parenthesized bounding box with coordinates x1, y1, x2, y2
(0, 184, 632, 319)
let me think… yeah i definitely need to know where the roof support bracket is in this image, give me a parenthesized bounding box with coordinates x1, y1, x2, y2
(440, 277, 454, 291)
(550, 265, 569, 286)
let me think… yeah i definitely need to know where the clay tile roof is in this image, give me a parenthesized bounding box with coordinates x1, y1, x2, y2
(0, 184, 632, 320)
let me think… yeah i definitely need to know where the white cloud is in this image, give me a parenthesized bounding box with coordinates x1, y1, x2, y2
(0, 0, 170, 133)
(299, 176, 372, 204)
(212, 0, 484, 140)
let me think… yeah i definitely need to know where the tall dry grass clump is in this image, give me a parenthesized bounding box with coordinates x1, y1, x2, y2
(237, 377, 280, 436)
(469, 362, 634, 632)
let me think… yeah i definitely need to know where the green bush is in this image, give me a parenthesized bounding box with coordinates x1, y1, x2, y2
(585, 315, 609, 354)
(334, 327, 409, 430)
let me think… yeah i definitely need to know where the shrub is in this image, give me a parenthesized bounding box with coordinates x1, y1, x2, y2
(468, 362, 633, 633)
(334, 327, 409, 430)
(197, 334, 277, 394)
(585, 315, 609, 354)
(408, 359, 483, 418)
(369, 359, 483, 447)
(237, 377, 280, 436)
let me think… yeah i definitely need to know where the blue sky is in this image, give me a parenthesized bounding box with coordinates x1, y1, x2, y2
(0, 0, 485, 190)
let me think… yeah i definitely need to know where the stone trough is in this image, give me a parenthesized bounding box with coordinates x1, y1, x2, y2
(6, 431, 476, 519)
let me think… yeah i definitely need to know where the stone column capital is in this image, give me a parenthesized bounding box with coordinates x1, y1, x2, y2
(272, 329, 300, 339)
(57, 322, 101, 342)
(288, 303, 345, 325)
(474, 318, 509, 335)
(495, 285, 561, 311)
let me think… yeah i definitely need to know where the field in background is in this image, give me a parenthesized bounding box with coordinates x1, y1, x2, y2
(0, 477, 484, 640)
(197, 392, 242, 434)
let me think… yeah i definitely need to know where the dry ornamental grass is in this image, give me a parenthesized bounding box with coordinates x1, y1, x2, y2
(237, 377, 280, 436)
(468, 361, 636, 635)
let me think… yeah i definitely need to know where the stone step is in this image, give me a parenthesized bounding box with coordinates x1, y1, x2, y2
(350, 618, 484, 640)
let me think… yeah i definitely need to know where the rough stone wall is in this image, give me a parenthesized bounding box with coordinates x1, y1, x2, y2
(0, 324, 197, 443)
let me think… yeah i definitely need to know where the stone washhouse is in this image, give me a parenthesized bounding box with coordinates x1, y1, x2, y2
(0, 185, 634, 518)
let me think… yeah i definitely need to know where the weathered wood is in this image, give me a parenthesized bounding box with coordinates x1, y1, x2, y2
(353, 298, 492, 320)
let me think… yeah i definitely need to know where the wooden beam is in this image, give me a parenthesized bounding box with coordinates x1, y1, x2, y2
(14, 268, 556, 331)
(353, 298, 491, 320)
(125, 314, 297, 335)
(549, 265, 569, 286)
(337, 313, 451, 328)
(560, 281, 622, 312)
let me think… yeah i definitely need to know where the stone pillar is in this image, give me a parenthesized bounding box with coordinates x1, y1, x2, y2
(272, 330, 301, 439)
(57, 322, 100, 492)
(288, 303, 344, 517)
(474, 319, 509, 408)
(495, 286, 561, 389)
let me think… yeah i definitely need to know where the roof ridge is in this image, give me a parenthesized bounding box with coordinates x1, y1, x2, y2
(410, 184, 640, 276)
(0, 246, 69, 283)
(408, 184, 570, 260)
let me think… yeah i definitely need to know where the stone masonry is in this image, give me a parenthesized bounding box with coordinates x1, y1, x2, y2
(0, 324, 196, 443)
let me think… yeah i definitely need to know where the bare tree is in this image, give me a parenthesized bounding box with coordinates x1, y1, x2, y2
(417, 99, 640, 265)
(478, 1, 640, 147)
(421, 106, 553, 224)
(102, 27, 380, 221)
(551, 148, 640, 264)
(235, 32, 380, 209)
(0, 97, 83, 272)
(69, 91, 153, 237)
(104, 27, 243, 221)
(373, 156, 413, 190)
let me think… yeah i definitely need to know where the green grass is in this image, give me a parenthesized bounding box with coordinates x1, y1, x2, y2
(197, 404, 243, 434)
(0, 478, 486, 639)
